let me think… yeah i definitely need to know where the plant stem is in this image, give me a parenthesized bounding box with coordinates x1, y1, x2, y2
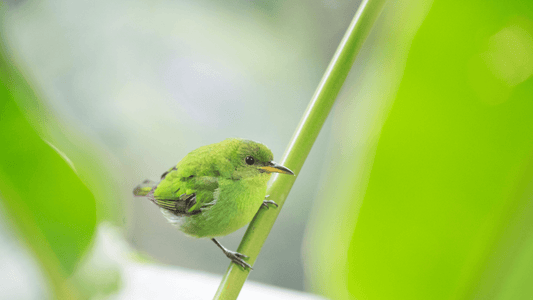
(214, 0, 387, 298)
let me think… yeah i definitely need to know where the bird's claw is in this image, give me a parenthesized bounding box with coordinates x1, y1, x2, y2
(224, 250, 252, 270)
(262, 199, 278, 209)
(200, 200, 217, 212)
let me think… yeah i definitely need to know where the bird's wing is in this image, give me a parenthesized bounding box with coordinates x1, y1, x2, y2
(152, 165, 219, 215)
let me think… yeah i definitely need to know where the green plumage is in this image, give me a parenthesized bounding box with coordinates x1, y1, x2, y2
(134, 138, 293, 268)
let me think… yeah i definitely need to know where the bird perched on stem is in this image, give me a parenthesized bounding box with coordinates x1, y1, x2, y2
(133, 138, 294, 269)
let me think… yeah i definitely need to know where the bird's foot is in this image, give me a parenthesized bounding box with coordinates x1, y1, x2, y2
(212, 238, 252, 270)
(262, 199, 278, 209)
(200, 200, 217, 212)
(224, 249, 252, 270)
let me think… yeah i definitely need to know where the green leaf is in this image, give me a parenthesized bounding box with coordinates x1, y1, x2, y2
(0, 38, 96, 298)
(307, 0, 533, 299)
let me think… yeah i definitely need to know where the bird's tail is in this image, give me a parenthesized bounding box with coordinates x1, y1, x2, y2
(133, 179, 157, 196)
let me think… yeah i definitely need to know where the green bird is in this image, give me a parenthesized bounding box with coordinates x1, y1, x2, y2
(133, 138, 294, 269)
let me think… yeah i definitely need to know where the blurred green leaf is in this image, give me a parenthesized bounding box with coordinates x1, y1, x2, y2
(308, 0, 533, 299)
(0, 37, 96, 298)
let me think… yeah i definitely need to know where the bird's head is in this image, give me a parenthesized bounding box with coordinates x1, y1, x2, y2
(225, 139, 294, 180)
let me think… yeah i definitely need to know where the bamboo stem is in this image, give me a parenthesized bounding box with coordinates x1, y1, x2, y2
(214, 0, 387, 298)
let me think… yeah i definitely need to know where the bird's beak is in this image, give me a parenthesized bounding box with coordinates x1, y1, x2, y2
(260, 161, 295, 175)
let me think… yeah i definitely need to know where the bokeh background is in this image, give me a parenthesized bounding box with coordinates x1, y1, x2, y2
(1, 0, 533, 299)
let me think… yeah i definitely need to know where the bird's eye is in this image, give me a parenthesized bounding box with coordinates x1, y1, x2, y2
(245, 156, 255, 165)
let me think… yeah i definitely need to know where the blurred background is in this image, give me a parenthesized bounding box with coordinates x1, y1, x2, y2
(1, 0, 533, 299)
